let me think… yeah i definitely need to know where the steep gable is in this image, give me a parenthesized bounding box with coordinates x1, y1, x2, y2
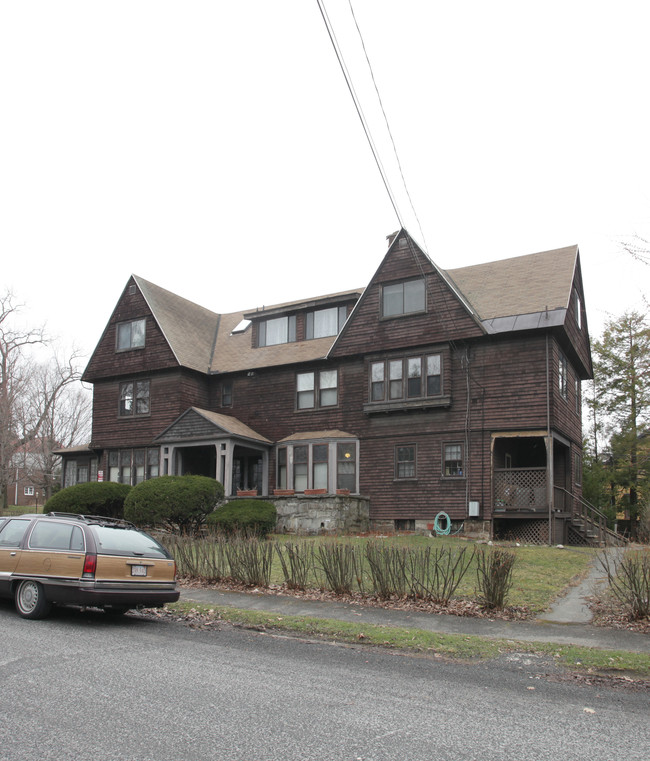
(83, 276, 220, 381)
(330, 230, 484, 358)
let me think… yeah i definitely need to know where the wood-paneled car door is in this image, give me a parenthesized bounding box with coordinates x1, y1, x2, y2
(0, 519, 32, 593)
(14, 520, 86, 581)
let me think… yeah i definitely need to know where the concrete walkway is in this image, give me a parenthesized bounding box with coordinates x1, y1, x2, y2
(536, 551, 612, 625)
(180, 553, 649, 654)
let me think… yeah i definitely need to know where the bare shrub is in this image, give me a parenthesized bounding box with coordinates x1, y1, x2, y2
(275, 541, 312, 590)
(475, 547, 516, 609)
(407, 545, 474, 604)
(314, 541, 362, 595)
(364, 541, 409, 598)
(224, 534, 274, 587)
(600, 548, 650, 620)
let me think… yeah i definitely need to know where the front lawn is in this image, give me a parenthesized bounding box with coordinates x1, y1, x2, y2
(163, 533, 594, 615)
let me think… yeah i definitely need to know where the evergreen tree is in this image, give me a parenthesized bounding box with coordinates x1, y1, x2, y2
(592, 311, 650, 535)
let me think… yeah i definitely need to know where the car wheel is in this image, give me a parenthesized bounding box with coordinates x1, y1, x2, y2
(15, 580, 52, 620)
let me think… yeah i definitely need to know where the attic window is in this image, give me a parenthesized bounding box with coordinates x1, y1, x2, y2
(128, 285, 137, 296)
(232, 319, 252, 335)
(382, 278, 425, 317)
(117, 318, 146, 350)
(258, 315, 296, 347)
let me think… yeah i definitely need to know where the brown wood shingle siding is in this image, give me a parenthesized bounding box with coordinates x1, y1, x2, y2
(76, 231, 591, 526)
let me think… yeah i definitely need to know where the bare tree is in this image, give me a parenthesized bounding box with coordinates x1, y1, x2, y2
(0, 290, 86, 509)
(620, 233, 650, 266)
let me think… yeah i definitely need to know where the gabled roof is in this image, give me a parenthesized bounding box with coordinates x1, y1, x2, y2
(446, 245, 579, 332)
(100, 237, 582, 379)
(154, 407, 271, 445)
(134, 276, 221, 373)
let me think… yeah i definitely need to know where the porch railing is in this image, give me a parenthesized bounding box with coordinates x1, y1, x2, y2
(555, 486, 626, 547)
(493, 468, 547, 512)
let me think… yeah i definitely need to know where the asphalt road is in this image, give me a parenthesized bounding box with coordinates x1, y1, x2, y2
(1, 602, 648, 761)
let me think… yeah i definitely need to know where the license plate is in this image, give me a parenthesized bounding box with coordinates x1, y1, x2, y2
(131, 565, 147, 577)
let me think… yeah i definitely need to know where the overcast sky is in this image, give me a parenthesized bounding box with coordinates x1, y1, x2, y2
(1, 1, 648, 364)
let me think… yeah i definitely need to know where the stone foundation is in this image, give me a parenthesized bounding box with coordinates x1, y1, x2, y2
(273, 494, 370, 535)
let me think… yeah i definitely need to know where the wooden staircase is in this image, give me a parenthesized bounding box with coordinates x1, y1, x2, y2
(562, 489, 627, 547)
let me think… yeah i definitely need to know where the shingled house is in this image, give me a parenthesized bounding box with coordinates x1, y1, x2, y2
(59, 230, 593, 542)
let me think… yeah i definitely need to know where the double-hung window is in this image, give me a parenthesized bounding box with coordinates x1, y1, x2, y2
(117, 318, 146, 350)
(258, 315, 296, 346)
(297, 370, 338, 409)
(443, 444, 463, 477)
(382, 278, 425, 317)
(395, 446, 416, 479)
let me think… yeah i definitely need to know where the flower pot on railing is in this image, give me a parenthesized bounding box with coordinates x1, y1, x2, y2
(273, 489, 295, 496)
(304, 488, 327, 496)
(237, 489, 258, 497)
(336, 488, 350, 496)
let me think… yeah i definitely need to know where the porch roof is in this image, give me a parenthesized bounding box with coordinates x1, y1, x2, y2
(154, 407, 271, 446)
(277, 430, 357, 442)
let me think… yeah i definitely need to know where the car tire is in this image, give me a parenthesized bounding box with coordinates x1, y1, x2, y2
(15, 580, 52, 620)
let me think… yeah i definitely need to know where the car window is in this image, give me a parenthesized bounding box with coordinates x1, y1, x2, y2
(92, 526, 170, 558)
(29, 521, 86, 551)
(0, 519, 31, 547)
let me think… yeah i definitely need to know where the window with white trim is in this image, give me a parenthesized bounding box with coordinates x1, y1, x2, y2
(276, 440, 358, 493)
(296, 370, 338, 409)
(116, 318, 146, 350)
(24, 486, 35, 496)
(395, 445, 416, 479)
(443, 443, 463, 477)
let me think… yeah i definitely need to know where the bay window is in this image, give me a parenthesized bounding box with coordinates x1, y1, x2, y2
(276, 439, 358, 493)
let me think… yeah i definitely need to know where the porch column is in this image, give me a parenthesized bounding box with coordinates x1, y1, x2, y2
(545, 435, 554, 544)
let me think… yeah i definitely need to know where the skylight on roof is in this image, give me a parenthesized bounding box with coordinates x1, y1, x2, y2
(231, 319, 252, 334)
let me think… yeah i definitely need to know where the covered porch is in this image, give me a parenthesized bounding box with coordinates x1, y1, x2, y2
(491, 431, 573, 543)
(154, 407, 271, 497)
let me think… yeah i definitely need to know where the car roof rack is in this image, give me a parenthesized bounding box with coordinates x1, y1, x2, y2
(45, 512, 136, 528)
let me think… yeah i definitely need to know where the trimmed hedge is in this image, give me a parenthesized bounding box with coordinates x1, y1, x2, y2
(124, 475, 224, 531)
(44, 481, 131, 519)
(206, 499, 277, 537)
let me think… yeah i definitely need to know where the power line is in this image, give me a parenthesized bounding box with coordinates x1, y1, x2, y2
(315, 0, 404, 226)
(346, 0, 429, 254)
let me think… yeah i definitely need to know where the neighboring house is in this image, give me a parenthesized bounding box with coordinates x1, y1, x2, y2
(8, 439, 58, 508)
(58, 230, 593, 542)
